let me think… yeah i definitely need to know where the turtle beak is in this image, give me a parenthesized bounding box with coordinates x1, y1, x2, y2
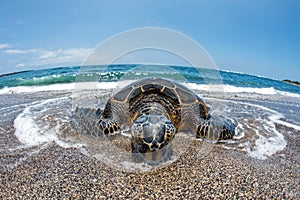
(143, 144, 172, 163)
(132, 141, 173, 165)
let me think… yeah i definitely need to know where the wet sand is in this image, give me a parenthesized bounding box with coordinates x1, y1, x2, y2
(1, 123, 299, 199)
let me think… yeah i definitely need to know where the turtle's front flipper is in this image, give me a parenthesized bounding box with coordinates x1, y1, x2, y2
(196, 116, 235, 141)
(97, 118, 120, 136)
(73, 107, 120, 137)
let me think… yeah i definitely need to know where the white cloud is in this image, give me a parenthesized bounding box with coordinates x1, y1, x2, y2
(5, 47, 93, 68)
(6, 49, 28, 54)
(6, 49, 47, 54)
(38, 51, 56, 59)
(0, 43, 10, 49)
(15, 63, 25, 68)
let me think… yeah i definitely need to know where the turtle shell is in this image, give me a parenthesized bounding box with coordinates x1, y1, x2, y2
(111, 77, 209, 118)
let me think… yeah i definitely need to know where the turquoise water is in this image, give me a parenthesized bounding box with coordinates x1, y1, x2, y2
(0, 64, 299, 95)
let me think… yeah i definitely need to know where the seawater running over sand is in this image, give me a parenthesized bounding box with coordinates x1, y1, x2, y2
(0, 81, 299, 170)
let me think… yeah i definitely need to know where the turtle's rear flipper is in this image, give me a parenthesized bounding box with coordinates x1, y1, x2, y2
(196, 116, 236, 141)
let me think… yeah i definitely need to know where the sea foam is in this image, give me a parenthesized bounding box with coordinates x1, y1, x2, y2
(1, 80, 299, 97)
(187, 83, 300, 97)
(225, 100, 299, 160)
(0, 82, 119, 94)
(14, 97, 83, 148)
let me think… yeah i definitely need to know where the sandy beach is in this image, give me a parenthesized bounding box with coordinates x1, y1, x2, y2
(0, 83, 299, 199)
(1, 121, 299, 199)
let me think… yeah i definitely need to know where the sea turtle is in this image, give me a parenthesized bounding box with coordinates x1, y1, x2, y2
(75, 77, 235, 161)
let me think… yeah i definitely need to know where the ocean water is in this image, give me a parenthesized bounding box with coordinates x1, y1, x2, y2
(1, 65, 300, 95)
(0, 64, 299, 171)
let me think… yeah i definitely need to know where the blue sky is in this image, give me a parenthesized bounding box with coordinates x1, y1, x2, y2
(0, 0, 299, 80)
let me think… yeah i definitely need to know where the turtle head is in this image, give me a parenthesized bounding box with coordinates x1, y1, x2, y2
(131, 114, 176, 159)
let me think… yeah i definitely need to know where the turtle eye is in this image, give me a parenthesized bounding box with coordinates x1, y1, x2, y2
(164, 123, 176, 143)
(135, 136, 144, 143)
